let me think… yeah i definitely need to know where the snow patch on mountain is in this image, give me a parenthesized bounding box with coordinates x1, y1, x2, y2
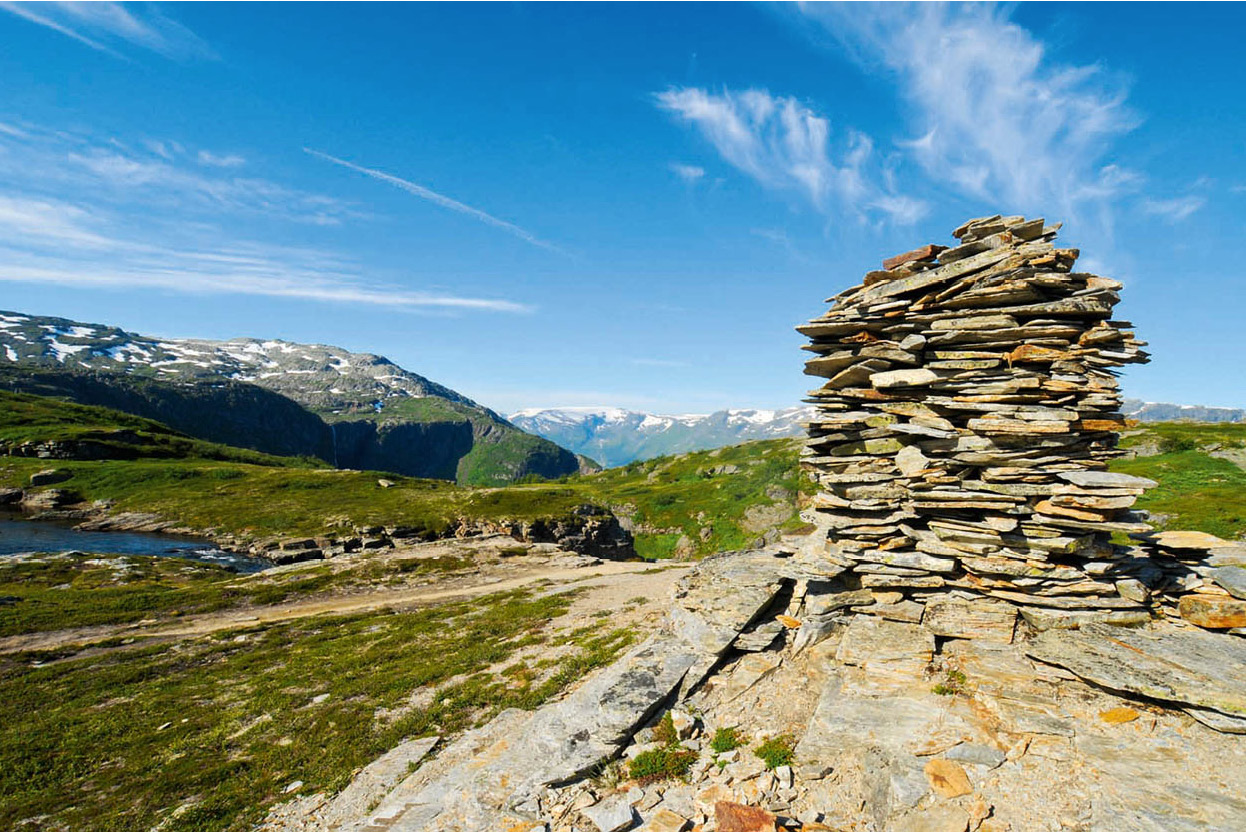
(0, 309, 482, 418)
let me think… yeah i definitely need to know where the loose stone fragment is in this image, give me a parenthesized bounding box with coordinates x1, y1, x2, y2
(1179, 595, 1246, 629)
(924, 758, 973, 799)
(714, 801, 777, 832)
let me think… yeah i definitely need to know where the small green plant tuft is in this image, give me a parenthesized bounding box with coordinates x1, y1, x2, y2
(932, 668, 968, 696)
(627, 746, 698, 785)
(710, 725, 744, 754)
(651, 711, 679, 748)
(753, 734, 796, 770)
(590, 759, 627, 791)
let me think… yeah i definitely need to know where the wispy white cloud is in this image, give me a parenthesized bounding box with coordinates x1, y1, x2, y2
(798, 3, 1138, 220)
(656, 86, 925, 224)
(197, 150, 245, 168)
(0, 123, 354, 225)
(306, 148, 563, 253)
(1142, 195, 1205, 223)
(669, 162, 705, 183)
(0, 121, 528, 314)
(0, 193, 531, 313)
(750, 227, 811, 262)
(0, 1, 213, 60)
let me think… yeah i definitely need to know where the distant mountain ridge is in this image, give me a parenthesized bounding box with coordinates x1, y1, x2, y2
(0, 310, 584, 485)
(1122, 398, 1246, 423)
(509, 406, 816, 467)
(514, 399, 1246, 467)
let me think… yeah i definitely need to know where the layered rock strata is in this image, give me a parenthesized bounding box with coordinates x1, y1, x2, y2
(797, 215, 1155, 632)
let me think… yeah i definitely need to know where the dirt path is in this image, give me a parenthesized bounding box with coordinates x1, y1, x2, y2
(1, 559, 689, 657)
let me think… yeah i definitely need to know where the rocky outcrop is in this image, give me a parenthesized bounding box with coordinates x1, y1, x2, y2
(451, 505, 637, 560)
(282, 538, 1246, 832)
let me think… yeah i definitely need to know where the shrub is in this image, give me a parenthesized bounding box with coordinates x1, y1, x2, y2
(1159, 435, 1199, 454)
(710, 726, 744, 754)
(753, 734, 796, 770)
(628, 747, 698, 785)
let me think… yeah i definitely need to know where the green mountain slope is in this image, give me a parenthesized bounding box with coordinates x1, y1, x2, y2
(0, 310, 582, 485)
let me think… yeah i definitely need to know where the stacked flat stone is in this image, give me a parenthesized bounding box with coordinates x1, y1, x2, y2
(1132, 531, 1246, 631)
(797, 215, 1157, 632)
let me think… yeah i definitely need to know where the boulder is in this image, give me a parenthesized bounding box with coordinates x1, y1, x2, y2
(29, 468, 71, 487)
(583, 795, 637, 832)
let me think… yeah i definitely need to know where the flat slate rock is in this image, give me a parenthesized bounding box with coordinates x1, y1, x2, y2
(1026, 623, 1246, 720)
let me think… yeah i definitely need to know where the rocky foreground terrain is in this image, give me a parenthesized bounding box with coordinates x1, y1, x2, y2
(263, 536, 1246, 832)
(261, 216, 1246, 832)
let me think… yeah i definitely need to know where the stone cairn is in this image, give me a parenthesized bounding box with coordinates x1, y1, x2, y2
(797, 214, 1159, 636)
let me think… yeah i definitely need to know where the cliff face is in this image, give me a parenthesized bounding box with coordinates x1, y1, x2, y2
(331, 418, 475, 480)
(0, 367, 335, 462)
(0, 311, 581, 484)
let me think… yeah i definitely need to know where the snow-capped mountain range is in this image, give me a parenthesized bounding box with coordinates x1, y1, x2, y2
(514, 398, 1246, 468)
(0, 310, 476, 416)
(508, 406, 816, 467)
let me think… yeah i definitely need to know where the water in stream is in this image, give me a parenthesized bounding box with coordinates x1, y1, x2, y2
(0, 513, 270, 573)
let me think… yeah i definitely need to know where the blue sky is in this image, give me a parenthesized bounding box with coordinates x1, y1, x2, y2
(0, 2, 1243, 413)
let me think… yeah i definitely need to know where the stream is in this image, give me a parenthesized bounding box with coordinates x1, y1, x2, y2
(0, 512, 270, 573)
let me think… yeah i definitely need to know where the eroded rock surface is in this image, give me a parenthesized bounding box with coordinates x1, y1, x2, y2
(277, 538, 1246, 832)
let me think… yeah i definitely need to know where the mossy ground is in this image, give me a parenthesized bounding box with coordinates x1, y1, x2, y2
(0, 584, 635, 830)
(572, 438, 814, 560)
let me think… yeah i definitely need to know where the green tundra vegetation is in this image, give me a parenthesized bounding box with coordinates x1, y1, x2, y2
(1114, 421, 1246, 540)
(0, 583, 635, 830)
(4, 391, 1245, 551)
(0, 390, 811, 558)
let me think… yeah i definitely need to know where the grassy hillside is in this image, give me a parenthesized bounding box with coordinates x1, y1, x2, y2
(0, 576, 634, 830)
(1, 390, 809, 556)
(1110, 421, 1246, 540)
(0, 366, 336, 463)
(573, 438, 813, 559)
(0, 390, 319, 468)
(6, 389, 1241, 553)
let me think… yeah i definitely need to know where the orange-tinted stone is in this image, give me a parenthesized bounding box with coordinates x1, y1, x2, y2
(1099, 707, 1140, 724)
(883, 243, 942, 270)
(924, 758, 973, 799)
(1179, 595, 1246, 629)
(715, 801, 777, 832)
